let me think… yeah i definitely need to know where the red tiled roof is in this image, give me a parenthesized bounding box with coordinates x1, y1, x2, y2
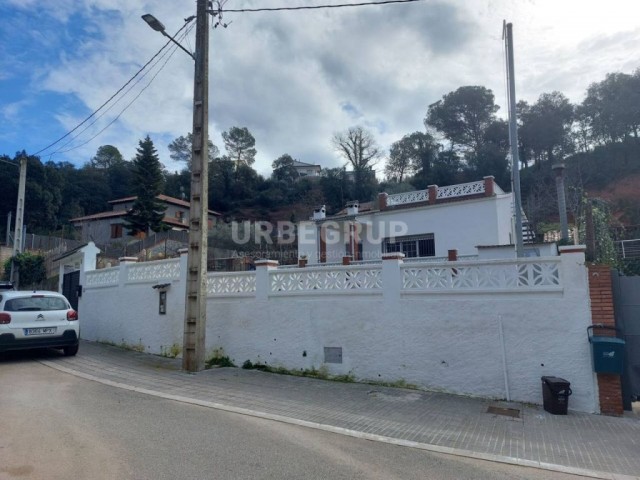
(70, 211, 126, 222)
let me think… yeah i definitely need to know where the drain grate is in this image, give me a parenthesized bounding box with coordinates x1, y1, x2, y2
(487, 405, 520, 418)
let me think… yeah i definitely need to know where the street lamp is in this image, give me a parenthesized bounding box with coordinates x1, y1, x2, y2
(142, 1, 209, 372)
(142, 14, 196, 61)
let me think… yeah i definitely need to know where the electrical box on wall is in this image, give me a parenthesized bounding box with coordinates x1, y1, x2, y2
(324, 347, 342, 364)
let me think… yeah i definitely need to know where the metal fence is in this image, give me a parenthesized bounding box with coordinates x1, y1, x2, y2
(617, 239, 640, 259)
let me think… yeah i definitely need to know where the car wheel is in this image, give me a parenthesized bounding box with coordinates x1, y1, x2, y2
(63, 344, 79, 356)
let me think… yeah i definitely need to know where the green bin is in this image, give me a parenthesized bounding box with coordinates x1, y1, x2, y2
(587, 325, 625, 375)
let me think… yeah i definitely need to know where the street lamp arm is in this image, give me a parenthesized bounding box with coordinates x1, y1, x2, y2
(160, 30, 196, 61)
(141, 14, 196, 61)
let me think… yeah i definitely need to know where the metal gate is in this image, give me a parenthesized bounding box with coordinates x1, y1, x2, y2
(612, 272, 640, 410)
(62, 270, 80, 312)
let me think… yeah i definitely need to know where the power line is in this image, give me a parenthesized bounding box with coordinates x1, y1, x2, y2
(220, 0, 424, 13)
(33, 18, 195, 157)
(52, 27, 194, 156)
(49, 23, 196, 157)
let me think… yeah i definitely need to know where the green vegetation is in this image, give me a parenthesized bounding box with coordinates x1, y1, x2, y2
(2, 252, 46, 287)
(206, 348, 235, 368)
(160, 343, 182, 359)
(242, 361, 357, 383)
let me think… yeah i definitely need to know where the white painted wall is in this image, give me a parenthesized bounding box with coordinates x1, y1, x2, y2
(80, 258, 185, 356)
(79, 249, 599, 413)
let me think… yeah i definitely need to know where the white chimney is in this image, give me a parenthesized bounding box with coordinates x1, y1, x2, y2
(312, 205, 326, 221)
(346, 201, 359, 216)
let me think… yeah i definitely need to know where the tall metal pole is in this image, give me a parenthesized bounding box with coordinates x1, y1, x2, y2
(5, 211, 11, 246)
(552, 163, 569, 242)
(183, 0, 209, 372)
(504, 22, 524, 257)
(10, 156, 27, 286)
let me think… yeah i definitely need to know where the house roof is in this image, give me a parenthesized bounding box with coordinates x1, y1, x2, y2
(332, 201, 376, 218)
(292, 160, 321, 169)
(70, 194, 221, 222)
(52, 242, 89, 262)
(70, 211, 126, 222)
(319, 179, 509, 221)
(109, 194, 222, 216)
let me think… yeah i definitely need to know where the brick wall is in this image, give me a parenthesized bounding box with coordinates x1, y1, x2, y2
(588, 265, 623, 416)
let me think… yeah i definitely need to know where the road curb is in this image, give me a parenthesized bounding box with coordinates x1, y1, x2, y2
(40, 360, 638, 480)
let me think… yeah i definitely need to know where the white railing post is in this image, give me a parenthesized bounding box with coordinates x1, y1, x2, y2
(382, 252, 404, 301)
(118, 256, 137, 287)
(558, 245, 587, 293)
(255, 260, 279, 300)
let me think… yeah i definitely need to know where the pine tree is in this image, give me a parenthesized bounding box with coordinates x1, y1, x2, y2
(125, 136, 168, 236)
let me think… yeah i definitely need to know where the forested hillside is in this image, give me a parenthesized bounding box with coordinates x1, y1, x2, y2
(1, 68, 638, 243)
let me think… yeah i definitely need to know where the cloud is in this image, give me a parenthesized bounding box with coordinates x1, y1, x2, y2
(2, 0, 640, 180)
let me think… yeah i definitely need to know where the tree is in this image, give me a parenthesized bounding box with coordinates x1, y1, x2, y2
(466, 120, 511, 188)
(168, 132, 220, 169)
(4, 252, 46, 288)
(333, 126, 382, 171)
(385, 132, 438, 183)
(320, 167, 350, 213)
(222, 127, 257, 167)
(125, 136, 168, 236)
(271, 154, 299, 184)
(519, 92, 574, 166)
(332, 126, 382, 202)
(208, 156, 236, 212)
(580, 71, 640, 145)
(412, 150, 463, 190)
(425, 86, 499, 155)
(90, 145, 124, 169)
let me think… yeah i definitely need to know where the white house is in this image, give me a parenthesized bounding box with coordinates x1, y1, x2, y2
(298, 177, 516, 264)
(292, 160, 322, 178)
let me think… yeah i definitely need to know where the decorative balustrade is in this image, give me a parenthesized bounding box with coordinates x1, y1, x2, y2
(386, 189, 429, 207)
(83, 255, 566, 297)
(402, 258, 561, 292)
(85, 267, 119, 287)
(207, 272, 256, 296)
(436, 181, 484, 199)
(407, 255, 478, 264)
(126, 259, 181, 283)
(270, 266, 382, 294)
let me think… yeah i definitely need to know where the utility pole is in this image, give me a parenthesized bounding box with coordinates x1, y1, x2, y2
(10, 155, 27, 286)
(183, 0, 209, 372)
(504, 22, 524, 257)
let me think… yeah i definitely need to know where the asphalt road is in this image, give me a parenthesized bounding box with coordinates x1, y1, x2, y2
(0, 351, 589, 480)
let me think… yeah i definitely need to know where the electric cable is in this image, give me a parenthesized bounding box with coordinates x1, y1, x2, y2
(219, 0, 424, 13)
(52, 25, 194, 156)
(33, 18, 195, 157)
(49, 23, 195, 156)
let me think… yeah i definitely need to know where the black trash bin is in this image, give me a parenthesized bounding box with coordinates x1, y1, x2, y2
(541, 376, 572, 415)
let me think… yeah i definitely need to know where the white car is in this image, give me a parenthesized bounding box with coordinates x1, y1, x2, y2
(0, 291, 79, 356)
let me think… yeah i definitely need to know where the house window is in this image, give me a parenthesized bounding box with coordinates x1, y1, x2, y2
(383, 234, 435, 258)
(110, 224, 123, 239)
(175, 211, 184, 220)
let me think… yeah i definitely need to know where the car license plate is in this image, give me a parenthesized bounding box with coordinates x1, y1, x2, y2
(24, 327, 57, 336)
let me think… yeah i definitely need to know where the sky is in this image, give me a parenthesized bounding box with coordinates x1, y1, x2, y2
(1, 0, 639, 178)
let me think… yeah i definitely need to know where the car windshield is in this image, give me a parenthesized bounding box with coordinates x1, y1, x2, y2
(3, 296, 68, 312)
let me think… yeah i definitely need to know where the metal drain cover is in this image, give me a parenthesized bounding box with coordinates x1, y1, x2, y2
(487, 406, 520, 418)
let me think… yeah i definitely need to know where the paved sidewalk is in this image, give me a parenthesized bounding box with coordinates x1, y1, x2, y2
(41, 341, 639, 480)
